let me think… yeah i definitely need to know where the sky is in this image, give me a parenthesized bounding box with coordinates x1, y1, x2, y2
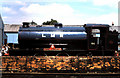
(0, 0, 120, 25)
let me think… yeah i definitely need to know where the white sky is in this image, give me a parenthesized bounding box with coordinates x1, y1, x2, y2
(0, 0, 120, 25)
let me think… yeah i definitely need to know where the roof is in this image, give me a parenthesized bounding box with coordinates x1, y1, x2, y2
(4, 24, 21, 32)
(4, 24, 83, 32)
(85, 24, 110, 27)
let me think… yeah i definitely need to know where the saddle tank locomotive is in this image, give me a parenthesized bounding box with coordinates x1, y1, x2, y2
(9, 23, 118, 56)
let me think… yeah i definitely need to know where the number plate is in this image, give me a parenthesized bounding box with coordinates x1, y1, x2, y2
(43, 48, 62, 51)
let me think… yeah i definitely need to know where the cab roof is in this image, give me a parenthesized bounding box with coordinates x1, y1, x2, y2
(84, 24, 109, 27)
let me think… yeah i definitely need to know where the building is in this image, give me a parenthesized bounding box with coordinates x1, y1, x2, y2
(4, 24, 21, 44)
(0, 15, 7, 50)
(0, 15, 3, 50)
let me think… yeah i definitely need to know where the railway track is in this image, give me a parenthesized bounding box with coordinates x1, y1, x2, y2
(2, 72, 120, 78)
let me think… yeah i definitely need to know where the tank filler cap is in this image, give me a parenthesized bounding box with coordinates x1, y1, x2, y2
(54, 23, 63, 28)
(22, 22, 30, 28)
